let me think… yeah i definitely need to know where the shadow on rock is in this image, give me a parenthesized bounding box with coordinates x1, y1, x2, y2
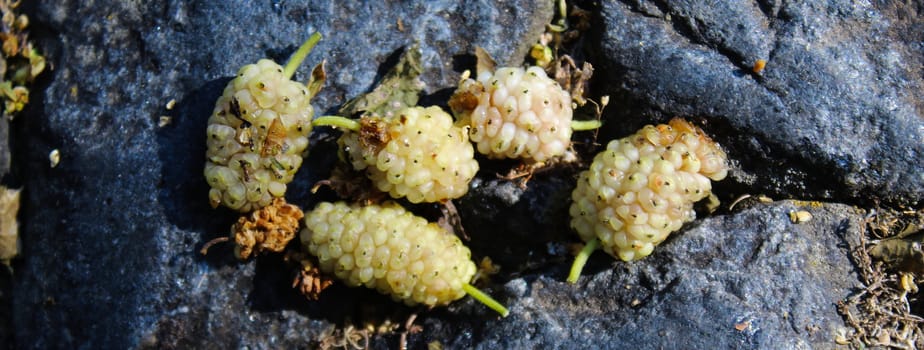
(155, 77, 239, 267)
(456, 170, 587, 280)
(250, 254, 415, 326)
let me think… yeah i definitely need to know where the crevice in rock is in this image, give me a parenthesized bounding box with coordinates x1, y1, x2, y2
(620, 0, 753, 75)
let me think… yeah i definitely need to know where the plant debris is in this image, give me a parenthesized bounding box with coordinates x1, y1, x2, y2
(338, 44, 424, 119)
(317, 324, 370, 350)
(837, 208, 924, 348)
(471, 256, 501, 285)
(310, 162, 387, 205)
(292, 257, 334, 300)
(48, 149, 60, 168)
(0, 0, 45, 118)
(549, 55, 593, 107)
(436, 199, 468, 241)
(0, 186, 19, 267)
(789, 210, 812, 224)
(398, 313, 422, 350)
(158, 116, 171, 128)
(230, 197, 304, 260)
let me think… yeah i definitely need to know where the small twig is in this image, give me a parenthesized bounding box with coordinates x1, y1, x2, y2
(399, 313, 419, 350)
(438, 199, 469, 241)
(200, 236, 229, 255)
(727, 194, 752, 211)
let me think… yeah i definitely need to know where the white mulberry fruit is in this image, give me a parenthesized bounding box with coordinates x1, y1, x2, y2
(314, 106, 479, 203)
(568, 119, 728, 275)
(205, 33, 324, 212)
(450, 66, 573, 162)
(301, 201, 508, 316)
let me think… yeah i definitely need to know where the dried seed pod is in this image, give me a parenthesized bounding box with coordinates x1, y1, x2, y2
(301, 201, 508, 316)
(568, 119, 728, 281)
(314, 106, 479, 203)
(205, 33, 325, 212)
(231, 197, 304, 260)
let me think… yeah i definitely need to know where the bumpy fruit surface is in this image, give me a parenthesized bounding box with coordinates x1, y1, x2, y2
(450, 66, 572, 162)
(205, 59, 315, 212)
(301, 201, 477, 307)
(339, 106, 478, 203)
(570, 119, 728, 262)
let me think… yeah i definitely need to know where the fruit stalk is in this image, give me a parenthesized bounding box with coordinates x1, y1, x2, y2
(311, 115, 360, 131)
(463, 283, 510, 317)
(567, 238, 599, 283)
(570, 119, 602, 131)
(283, 32, 322, 80)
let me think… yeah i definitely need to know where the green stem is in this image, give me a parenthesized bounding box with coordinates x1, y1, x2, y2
(556, 0, 568, 28)
(311, 116, 361, 131)
(571, 119, 602, 131)
(567, 238, 600, 284)
(283, 32, 322, 80)
(462, 283, 509, 317)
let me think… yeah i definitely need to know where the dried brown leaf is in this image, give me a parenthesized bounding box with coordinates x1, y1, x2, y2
(232, 198, 304, 260)
(293, 259, 334, 300)
(474, 46, 496, 77)
(0, 186, 20, 266)
(306, 61, 326, 99)
(311, 162, 387, 205)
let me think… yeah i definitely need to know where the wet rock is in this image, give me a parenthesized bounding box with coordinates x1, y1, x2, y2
(598, 0, 924, 207)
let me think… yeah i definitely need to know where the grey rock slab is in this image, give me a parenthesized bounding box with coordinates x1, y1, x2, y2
(598, 0, 924, 206)
(11, 0, 870, 348)
(14, 1, 551, 348)
(413, 200, 863, 349)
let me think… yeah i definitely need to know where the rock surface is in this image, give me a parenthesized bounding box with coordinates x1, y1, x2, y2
(13, 1, 553, 349)
(598, 0, 924, 206)
(414, 200, 863, 349)
(4, 0, 916, 348)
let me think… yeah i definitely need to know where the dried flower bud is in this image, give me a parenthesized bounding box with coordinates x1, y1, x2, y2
(232, 198, 304, 260)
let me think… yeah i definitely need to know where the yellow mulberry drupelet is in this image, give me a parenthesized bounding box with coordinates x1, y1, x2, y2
(339, 106, 479, 203)
(301, 201, 478, 307)
(450, 66, 573, 162)
(570, 119, 729, 262)
(205, 58, 318, 212)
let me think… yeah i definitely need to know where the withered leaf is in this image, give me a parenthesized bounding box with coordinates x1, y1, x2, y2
(261, 117, 288, 157)
(339, 44, 423, 118)
(306, 61, 326, 99)
(0, 186, 20, 266)
(474, 46, 496, 76)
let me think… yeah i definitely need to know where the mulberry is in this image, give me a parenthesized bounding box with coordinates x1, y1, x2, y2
(301, 201, 508, 316)
(313, 106, 479, 203)
(450, 65, 597, 162)
(205, 33, 325, 212)
(567, 119, 728, 282)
